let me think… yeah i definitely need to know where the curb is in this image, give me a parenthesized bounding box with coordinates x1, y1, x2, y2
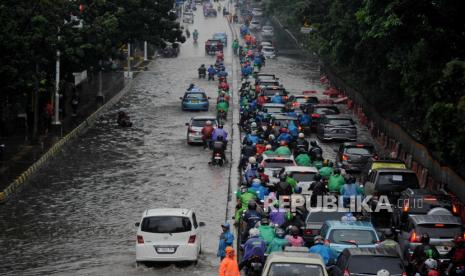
(0, 61, 148, 204)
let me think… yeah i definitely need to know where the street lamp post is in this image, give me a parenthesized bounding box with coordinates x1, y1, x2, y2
(52, 33, 62, 125)
(144, 41, 148, 61)
(126, 42, 132, 78)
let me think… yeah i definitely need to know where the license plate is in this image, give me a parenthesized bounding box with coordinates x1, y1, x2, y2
(156, 247, 175, 253)
(191, 100, 199, 103)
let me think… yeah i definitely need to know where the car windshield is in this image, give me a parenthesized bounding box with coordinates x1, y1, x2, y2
(261, 81, 279, 86)
(263, 27, 273, 31)
(348, 256, 404, 274)
(329, 229, 377, 245)
(327, 119, 354, 126)
(186, 93, 206, 99)
(258, 75, 275, 81)
(377, 172, 419, 191)
(315, 107, 339, 115)
(263, 159, 294, 168)
(417, 224, 462, 239)
(141, 216, 192, 233)
(192, 119, 216, 127)
(263, 89, 286, 96)
(268, 263, 324, 276)
(290, 172, 316, 182)
(306, 211, 347, 223)
(345, 146, 373, 155)
(263, 47, 275, 52)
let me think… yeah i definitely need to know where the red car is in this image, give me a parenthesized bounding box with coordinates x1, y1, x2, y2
(205, 39, 223, 55)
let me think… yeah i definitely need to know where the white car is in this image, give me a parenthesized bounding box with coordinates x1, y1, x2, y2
(261, 46, 276, 59)
(283, 166, 319, 194)
(186, 116, 218, 144)
(135, 208, 204, 263)
(260, 41, 272, 48)
(262, 247, 328, 276)
(249, 20, 261, 30)
(261, 153, 296, 185)
(261, 25, 274, 37)
(252, 8, 263, 17)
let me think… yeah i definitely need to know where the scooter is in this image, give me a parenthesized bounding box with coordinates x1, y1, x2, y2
(211, 152, 224, 166)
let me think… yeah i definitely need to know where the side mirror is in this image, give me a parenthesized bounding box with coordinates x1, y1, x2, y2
(199, 222, 206, 227)
(179, 97, 183, 100)
(185, 122, 189, 126)
(135, 222, 140, 227)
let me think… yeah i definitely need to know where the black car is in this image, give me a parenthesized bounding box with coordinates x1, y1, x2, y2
(303, 208, 352, 245)
(310, 104, 340, 131)
(336, 142, 376, 172)
(329, 247, 406, 276)
(316, 115, 357, 142)
(392, 188, 460, 228)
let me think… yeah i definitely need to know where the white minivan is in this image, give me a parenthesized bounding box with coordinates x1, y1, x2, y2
(135, 208, 204, 264)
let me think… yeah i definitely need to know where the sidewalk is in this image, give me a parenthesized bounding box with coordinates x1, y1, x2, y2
(0, 57, 149, 191)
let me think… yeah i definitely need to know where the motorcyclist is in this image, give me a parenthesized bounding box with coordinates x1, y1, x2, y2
(185, 27, 190, 38)
(255, 139, 266, 155)
(286, 225, 304, 247)
(275, 173, 293, 198)
(198, 64, 206, 78)
(319, 160, 334, 179)
(298, 112, 312, 129)
(340, 175, 364, 207)
(309, 235, 337, 265)
(267, 134, 279, 150)
(201, 120, 214, 149)
(232, 39, 239, 55)
(235, 186, 257, 222)
(239, 228, 266, 271)
(282, 208, 306, 230)
(217, 100, 229, 119)
(277, 129, 292, 145)
(309, 140, 323, 161)
(410, 233, 440, 274)
(378, 229, 403, 258)
(212, 124, 228, 143)
(240, 142, 257, 169)
(295, 148, 311, 166)
(211, 135, 226, 163)
(207, 65, 216, 81)
(271, 93, 283, 104)
(193, 29, 199, 42)
(244, 130, 260, 145)
(310, 174, 328, 206)
(377, 269, 390, 276)
(117, 111, 132, 127)
(266, 227, 289, 254)
(263, 144, 274, 155)
(269, 201, 286, 227)
(275, 141, 292, 156)
(245, 163, 259, 184)
(425, 258, 440, 276)
(257, 166, 269, 185)
(287, 120, 299, 139)
(446, 234, 465, 275)
(218, 80, 229, 92)
(258, 217, 275, 245)
(328, 168, 345, 193)
(293, 133, 309, 154)
(242, 201, 262, 243)
(249, 178, 269, 201)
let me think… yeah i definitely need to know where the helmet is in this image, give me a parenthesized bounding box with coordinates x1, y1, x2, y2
(221, 222, 230, 229)
(290, 225, 299, 236)
(421, 233, 430, 244)
(275, 92, 280, 96)
(225, 246, 234, 256)
(240, 185, 248, 194)
(269, 134, 275, 140)
(294, 186, 302, 194)
(376, 269, 390, 276)
(328, 161, 334, 167)
(257, 166, 264, 173)
(205, 120, 212, 126)
(249, 227, 260, 237)
(424, 258, 438, 270)
(314, 174, 322, 182)
(323, 159, 329, 166)
(248, 200, 257, 210)
(275, 228, 285, 239)
(314, 235, 324, 244)
(251, 163, 258, 170)
(384, 229, 394, 239)
(251, 130, 257, 135)
(251, 122, 257, 128)
(252, 178, 261, 185)
(249, 156, 256, 164)
(310, 140, 317, 147)
(279, 173, 287, 181)
(217, 135, 224, 141)
(218, 124, 224, 128)
(246, 139, 253, 146)
(279, 140, 287, 146)
(298, 133, 305, 138)
(261, 217, 269, 225)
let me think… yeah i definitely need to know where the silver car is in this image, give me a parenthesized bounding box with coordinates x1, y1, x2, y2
(316, 115, 357, 141)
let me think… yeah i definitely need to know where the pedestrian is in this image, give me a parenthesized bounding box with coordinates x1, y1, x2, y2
(219, 246, 240, 276)
(217, 222, 234, 260)
(43, 101, 53, 134)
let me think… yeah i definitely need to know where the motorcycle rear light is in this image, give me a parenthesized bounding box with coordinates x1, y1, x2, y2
(402, 273, 407, 276)
(403, 199, 409, 212)
(137, 235, 144, 244)
(410, 231, 420, 242)
(312, 113, 321, 118)
(343, 269, 350, 276)
(188, 235, 196, 244)
(342, 154, 349, 161)
(453, 204, 458, 214)
(303, 229, 312, 235)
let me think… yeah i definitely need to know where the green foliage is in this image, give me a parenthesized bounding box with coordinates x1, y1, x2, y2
(268, 0, 465, 168)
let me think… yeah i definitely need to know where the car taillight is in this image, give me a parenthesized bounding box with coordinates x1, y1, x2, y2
(304, 229, 312, 235)
(402, 272, 407, 276)
(292, 102, 299, 107)
(137, 235, 144, 244)
(312, 113, 321, 118)
(188, 235, 196, 244)
(403, 199, 409, 213)
(453, 204, 458, 214)
(410, 231, 420, 242)
(342, 154, 349, 161)
(343, 269, 350, 276)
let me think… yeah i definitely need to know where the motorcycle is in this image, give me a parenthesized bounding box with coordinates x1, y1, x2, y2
(198, 70, 206, 79)
(208, 73, 215, 81)
(117, 118, 132, 127)
(246, 256, 263, 276)
(217, 110, 227, 123)
(211, 152, 224, 166)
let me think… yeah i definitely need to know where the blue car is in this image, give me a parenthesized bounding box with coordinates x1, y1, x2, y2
(212, 32, 228, 47)
(180, 90, 210, 111)
(320, 218, 380, 255)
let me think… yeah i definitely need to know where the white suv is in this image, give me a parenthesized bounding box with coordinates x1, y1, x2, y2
(135, 208, 204, 264)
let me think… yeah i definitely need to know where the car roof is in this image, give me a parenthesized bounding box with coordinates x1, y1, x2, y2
(213, 32, 226, 36)
(324, 220, 376, 230)
(402, 188, 448, 197)
(294, 94, 318, 98)
(372, 168, 415, 173)
(267, 251, 325, 264)
(262, 153, 294, 160)
(185, 90, 206, 94)
(284, 166, 319, 173)
(409, 214, 462, 225)
(144, 208, 192, 217)
(343, 247, 401, 257)
(314, 104, 339, 109)
(342, 142, 374, 147)
(271, 114, 298, 120)
(322, 115, 353, 119)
